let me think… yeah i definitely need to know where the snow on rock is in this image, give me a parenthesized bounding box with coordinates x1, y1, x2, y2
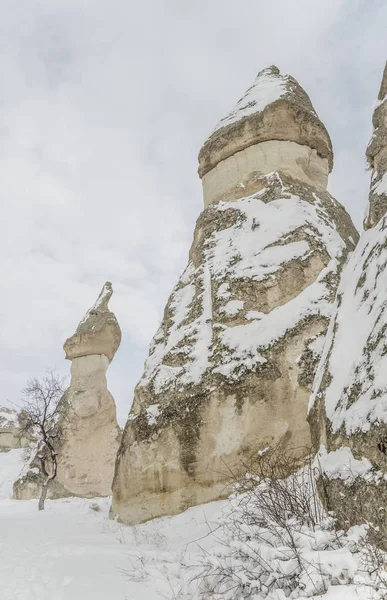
(139, 176, 353, 390)
(309, 211, 387, 535)
(211, 66, 290, 134)
(316, 446, 383, 486)
(14, 282, 122, 501)
(146, 404, 161, 426)
(0, 407, 19, 429)
(219, 299, 245, 316)
(310, 218, 387, 434)
(198, 65, 334, 186)
(310, 61, 387, 537)
(112, 171, 357, 527)
(364, 61, 387, 230)
(0, 407, 26, 450)
(112, 65, 357, 527)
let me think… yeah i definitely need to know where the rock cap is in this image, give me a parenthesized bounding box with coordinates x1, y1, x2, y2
(198, 65, 333, 178)
(64, 282, 121, 363)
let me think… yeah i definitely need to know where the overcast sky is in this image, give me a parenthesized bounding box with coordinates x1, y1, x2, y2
(1, 0, 386, 425)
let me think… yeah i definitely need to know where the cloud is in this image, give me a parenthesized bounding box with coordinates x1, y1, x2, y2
(0, 0, 386, 424)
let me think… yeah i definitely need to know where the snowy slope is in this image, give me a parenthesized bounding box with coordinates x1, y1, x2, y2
(0, 451, 385, 600)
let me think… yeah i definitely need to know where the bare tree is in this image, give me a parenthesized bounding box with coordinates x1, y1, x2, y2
(19, 370, 67, 510)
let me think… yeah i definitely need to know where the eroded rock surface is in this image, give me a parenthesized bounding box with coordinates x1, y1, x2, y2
(111, 67, 358, 525)
(200, 66, 333, 207)
(365, 62, 387, 229)
(309, 61, 387, 537)
(14, 283, 122, 500)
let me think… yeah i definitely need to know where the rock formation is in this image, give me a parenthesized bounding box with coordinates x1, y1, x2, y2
(0, 407, 28, 450)
(111, 66, 358, 525)
(14, 282, 122, 499)
(364, 62, 387, 229)
(309, 62, 387, 534)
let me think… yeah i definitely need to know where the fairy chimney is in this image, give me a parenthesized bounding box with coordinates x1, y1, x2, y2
(111, 67, 358, 525)
(14, 282, 122, 500)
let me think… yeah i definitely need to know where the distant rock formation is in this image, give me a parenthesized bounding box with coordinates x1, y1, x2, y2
(0, 407, 28, 450)
(309, 62, 387, 534)
(14, 282, 122, 499)
(111, 66, 358, 525)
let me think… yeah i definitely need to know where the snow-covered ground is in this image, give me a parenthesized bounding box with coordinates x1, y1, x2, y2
(0, 449, 385, 600)
(0, 449, 225, 600)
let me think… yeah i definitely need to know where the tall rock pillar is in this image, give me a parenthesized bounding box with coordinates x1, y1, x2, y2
(309, 62, 387, 536)
(14, 282, 122, 499)
(365, 62, 387, 229)
(111, 66, 358, 525)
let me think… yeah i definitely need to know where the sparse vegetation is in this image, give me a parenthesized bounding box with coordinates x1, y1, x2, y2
(18, 370, 67, 510)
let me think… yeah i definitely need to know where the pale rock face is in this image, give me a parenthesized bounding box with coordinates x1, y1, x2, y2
(200, 66, 332, 208)
(309, 62, 387, 537)
(14, 282, 121, 499)
(198, 66, 333, 180)
(64, 282, 121, 362)
(202, 140, 329, 207)
(111, 67, 358, 526)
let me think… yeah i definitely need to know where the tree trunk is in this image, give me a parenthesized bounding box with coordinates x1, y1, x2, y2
(38, 481, 49, 510)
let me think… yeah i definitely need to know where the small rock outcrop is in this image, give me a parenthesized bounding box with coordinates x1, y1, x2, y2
(14, 282, 122, 499)
(309, 62, 387, 535)
(0, 407, 28, 450)
(111, 67, 358, 525)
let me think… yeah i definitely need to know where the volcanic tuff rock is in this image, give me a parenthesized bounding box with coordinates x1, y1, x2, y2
(13, 283, 122, 500)
(309, 62, 387, 538)
(111, 66, 358, 526)
(199, 66, 333, 207)
(365, 62, 387, 229)
(0, 407, 28, 450)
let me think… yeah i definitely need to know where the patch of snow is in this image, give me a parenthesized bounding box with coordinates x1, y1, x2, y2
(211, 67, 288, 134)
(309, 334, 326, 356)
(257, 446, 270, 456)
(79, 281, 112, 325)
(0, 408, 19, 429)
(372, 171, 387, 196)
(245, 310, 265, 320)
(316, 446, 382, 485)
(219, 299, 244, 316)
(146, 404, 161, 426)
(216, 282, 231, 299)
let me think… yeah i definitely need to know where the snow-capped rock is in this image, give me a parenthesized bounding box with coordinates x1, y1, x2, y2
(111, 67, 358, 526)
(14, 282, 122, 500)
(199, 65, 334, 207)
